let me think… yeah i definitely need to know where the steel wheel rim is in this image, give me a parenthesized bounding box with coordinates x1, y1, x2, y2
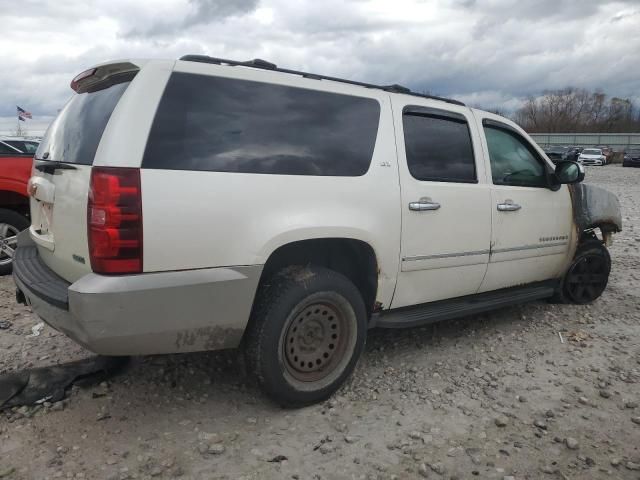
(566, 254, 608, 303)
(283, 300, 352, 383)
(0, 223, 19, 266)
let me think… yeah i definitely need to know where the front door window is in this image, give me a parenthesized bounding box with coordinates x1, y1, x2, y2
(484, 126, 547, 188)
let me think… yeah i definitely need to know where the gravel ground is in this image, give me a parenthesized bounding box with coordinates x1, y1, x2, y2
(1, 165, 639, 480)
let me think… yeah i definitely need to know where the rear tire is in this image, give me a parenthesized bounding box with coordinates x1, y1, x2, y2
(552, 239, 611, 304)
(245, 266, 367, 407)
(0, 209, 29, 276)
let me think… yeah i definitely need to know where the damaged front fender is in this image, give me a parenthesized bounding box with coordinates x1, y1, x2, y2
(570, 183, 622, 234)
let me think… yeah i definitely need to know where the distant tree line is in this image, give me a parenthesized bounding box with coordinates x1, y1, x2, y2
(511, 88, 640, 133)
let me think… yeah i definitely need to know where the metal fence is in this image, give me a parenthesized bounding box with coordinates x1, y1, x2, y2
(530, 133, 640, 152)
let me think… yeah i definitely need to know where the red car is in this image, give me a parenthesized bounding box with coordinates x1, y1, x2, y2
(0, 143, 33, 274)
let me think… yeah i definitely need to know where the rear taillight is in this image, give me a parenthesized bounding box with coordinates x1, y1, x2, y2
(88, 167, 142, 274)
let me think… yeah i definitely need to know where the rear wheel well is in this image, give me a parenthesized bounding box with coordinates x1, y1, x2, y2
(258, 238, 379, 317)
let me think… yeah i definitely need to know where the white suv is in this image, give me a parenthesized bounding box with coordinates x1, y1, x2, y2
(13, 56, 622, 406)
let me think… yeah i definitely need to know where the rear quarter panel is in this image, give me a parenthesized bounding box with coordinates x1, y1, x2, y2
(140, 62, 402, 308)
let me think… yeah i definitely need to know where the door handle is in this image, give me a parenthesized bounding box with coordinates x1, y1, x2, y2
(409, 198, 441, 211)
(497, 200, 521, 212)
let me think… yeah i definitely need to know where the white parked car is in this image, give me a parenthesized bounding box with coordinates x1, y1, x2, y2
(13, 56, 622, 406)
(578, 148, 607, 166)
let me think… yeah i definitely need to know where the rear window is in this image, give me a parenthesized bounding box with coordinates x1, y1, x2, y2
(35, 80, 131, 165)
(142, 73, 380, 176)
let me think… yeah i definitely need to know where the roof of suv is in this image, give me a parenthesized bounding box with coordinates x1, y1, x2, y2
(179, 55, 465, 107)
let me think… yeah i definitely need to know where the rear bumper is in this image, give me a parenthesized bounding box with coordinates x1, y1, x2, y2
(13, 232, 262, 355)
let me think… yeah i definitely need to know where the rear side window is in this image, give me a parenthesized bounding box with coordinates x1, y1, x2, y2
(36, 80, 131, 165)
(143, 73, 380, 176)
(403, 110, 477, 183)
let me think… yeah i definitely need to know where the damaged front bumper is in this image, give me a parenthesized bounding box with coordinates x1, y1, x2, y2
(12, 231, 262, 356)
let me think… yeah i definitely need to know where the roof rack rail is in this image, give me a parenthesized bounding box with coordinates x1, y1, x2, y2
(179, 54, 465, 106)
(382, 84, 411, 94)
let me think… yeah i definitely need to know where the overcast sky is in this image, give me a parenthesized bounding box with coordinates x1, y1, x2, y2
(1, 0, 639, 135)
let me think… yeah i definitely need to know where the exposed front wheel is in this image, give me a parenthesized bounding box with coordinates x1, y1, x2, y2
(0, 209, 29, 276)
(554, 239, 611, 304)
(245, 266, 367, 407)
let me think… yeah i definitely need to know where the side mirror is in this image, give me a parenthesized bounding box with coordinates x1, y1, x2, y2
(555, 161, 584, 185)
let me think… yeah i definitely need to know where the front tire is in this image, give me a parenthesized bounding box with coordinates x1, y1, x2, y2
(553, 239, 611, 304)
(245, 266, 367, 407)
(0, 209, 29, 275)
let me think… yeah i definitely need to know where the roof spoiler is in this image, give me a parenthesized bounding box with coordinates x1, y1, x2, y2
(71, 62, 139, 94)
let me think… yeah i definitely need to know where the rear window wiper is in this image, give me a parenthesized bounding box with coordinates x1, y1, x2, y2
(34, 159, 77, 174)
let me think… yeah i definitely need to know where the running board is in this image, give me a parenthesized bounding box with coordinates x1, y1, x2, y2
(373, 282, 557, 329)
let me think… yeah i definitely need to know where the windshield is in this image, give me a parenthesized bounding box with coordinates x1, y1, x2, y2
(582, 149, 601, 155)
(627, 149, 640, 154)
(35, 80, 131, 164)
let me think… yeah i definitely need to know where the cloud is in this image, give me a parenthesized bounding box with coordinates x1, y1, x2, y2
(1, 0, 639, 135)
(453, 91, 525, 112)
(123, 0, 260, 38)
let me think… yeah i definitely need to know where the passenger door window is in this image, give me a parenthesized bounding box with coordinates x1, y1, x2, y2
(484, 126, 547, 188)
(403, 110, 477, 183)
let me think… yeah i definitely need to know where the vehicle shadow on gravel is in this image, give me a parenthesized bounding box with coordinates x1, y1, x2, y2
(0, 294, 602, 415)
(113, 300, 553, 409)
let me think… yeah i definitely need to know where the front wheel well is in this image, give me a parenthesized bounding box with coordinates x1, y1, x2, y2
(258, 238, 379, 317)
(581, 222, 619, 245)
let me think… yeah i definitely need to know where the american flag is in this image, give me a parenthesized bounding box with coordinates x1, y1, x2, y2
(17, 106, 32, 121)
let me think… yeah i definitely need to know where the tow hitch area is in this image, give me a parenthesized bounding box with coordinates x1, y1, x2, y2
(0, 356, 129, 410)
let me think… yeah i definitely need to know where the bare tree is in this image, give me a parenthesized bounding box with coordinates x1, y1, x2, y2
(513, 88, 640, 133)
